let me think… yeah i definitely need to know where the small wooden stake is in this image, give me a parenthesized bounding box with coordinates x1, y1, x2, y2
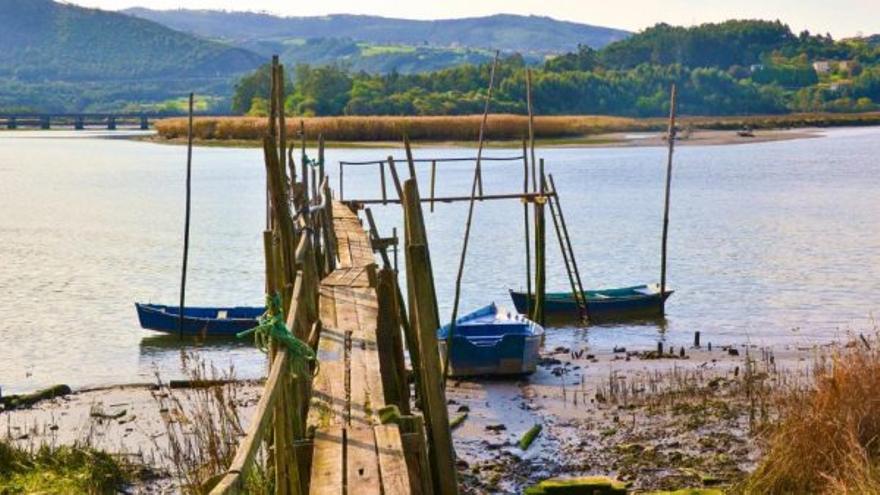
(429, 160, 437, 212)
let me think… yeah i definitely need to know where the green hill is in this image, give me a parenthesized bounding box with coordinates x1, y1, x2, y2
(0, 0, 262, 112)
(123, 9, 630, 57)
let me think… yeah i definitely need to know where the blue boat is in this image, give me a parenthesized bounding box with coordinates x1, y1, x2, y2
(437, 303, 544, 377)
(135, 303, 264, 336)
(509, 284, 673, 322)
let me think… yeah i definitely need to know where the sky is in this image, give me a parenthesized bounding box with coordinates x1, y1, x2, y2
(65, 0, 878, 38)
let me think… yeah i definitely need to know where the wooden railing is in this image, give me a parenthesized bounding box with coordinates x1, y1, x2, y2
(209, 165, 333, 494)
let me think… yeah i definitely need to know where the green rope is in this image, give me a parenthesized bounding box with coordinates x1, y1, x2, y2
(238, 293, 317, 378)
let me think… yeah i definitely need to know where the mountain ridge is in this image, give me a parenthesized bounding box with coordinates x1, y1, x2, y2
(122, 9, 631, 55)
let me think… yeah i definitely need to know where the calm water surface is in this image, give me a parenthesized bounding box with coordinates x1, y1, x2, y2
(1, 128, 879, 393)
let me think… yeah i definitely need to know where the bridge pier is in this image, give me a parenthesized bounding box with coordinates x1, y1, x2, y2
(139, 115, 149, 130)
(74, 115, 85, 130)
(107, 116, 116, 130)
(6, 117, 16, 130)
(40, 116, 50, 130)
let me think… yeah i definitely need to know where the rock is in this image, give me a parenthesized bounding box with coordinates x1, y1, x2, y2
(728, 348, 740, 356)
(539, 357, 563, 367)
(486, 424, 507, 432)
(613, 346, 626, 353)
(457, 405, 470, 412)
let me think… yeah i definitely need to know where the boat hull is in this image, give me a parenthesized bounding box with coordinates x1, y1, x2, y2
(509, 284, 673, 323)
(135, 303, 264, 336)
(437, 304, 544, 377)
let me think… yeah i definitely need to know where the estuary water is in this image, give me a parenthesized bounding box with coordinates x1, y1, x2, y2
(1, 128, 879, 393)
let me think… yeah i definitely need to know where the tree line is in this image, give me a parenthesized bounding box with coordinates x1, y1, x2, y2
(232, 20, 880, 117)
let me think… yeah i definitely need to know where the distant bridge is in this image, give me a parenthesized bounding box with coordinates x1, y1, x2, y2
(0, 113, 164, 130)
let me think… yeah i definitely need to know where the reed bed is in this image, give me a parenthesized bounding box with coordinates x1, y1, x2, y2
(154, 114, 646, 142)
(154, 112, 880, 142)
(744, 333, 880, 494)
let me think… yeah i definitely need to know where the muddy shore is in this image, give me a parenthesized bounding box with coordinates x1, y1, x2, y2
(1, 340, 829, 493)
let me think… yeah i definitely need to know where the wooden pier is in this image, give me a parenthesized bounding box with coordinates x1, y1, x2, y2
(210, 57, 449, 495)
(307, 201, 413, 494)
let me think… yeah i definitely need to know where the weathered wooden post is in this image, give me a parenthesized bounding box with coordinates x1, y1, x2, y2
(660, 83, 678, 315)
(533, 159, 547, 325)
(376, 268, 411, 414)
(522, 142, 531, 317)
(178, 94, 195, 340)
(402, 178, 459, 495)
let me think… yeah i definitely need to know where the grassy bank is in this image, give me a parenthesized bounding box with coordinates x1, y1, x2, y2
(154, 112, 880, 143)
(0, 441, 130, 494)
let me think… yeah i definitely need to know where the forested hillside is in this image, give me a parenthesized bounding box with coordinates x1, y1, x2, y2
(0, 0, 261, 112)
(232, 20, 880, 117)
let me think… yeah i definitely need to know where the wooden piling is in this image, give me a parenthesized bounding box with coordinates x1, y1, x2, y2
(178, 93, 194, 339)
(532, 158, 546, 325)
(388, 156, 405, 200)
(522, 139, 532, 316)
(660, 83, 678, 315)
(694, 331, 701, 348)
(402, 178, 458, 495)
(380, 161, 388, 204)
(377, 268, 411, 414)
(429, 160, 437, 213)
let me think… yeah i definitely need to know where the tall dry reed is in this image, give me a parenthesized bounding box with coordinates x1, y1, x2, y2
(743, 333, 880, 494)
(155, 114, 645, 141)
(153, 112, 880, 142)
(152, 351, 247, 494)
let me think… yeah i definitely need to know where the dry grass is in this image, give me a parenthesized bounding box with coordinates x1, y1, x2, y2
(743, 334, 880, 494)
(154, 114, 645, 142)
(154, 112, 880, 142)
(152, 352, 250, 494)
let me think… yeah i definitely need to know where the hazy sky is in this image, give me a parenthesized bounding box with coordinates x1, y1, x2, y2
(66, 0, 878, 38)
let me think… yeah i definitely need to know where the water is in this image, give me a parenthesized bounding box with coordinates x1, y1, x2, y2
(1, 128, 879, 394)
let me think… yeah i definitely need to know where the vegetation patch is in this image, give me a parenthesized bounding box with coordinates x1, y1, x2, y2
(743, 334, 880, 493)
(0, 440, 129, 494)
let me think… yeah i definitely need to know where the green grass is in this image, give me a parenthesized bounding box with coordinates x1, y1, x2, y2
(359, 43, 418, 56)
(0, 440, 129, 494)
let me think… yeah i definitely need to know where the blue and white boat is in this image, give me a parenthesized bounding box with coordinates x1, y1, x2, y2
(437, 303, 544, 377)
(135, 303, 264, 336)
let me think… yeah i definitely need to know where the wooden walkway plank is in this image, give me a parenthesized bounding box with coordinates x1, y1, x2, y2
(309, 428, 344, 495)
(374, 425, 411, 495)
(346, 426, 382, 493)
(308, 201, 414, 494)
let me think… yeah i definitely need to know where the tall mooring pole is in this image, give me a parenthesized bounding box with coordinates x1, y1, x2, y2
(660, 83, 678, 314)
(178, 93, 194, 339)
